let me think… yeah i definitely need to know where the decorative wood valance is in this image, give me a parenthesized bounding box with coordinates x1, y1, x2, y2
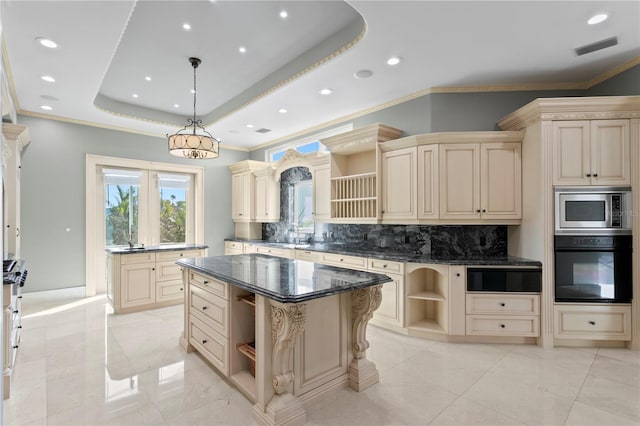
(271, 149, 329, 181)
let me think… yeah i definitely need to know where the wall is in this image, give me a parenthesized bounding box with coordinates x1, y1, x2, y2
(586, 64, 640, 96)
(18, 115, 248, 292)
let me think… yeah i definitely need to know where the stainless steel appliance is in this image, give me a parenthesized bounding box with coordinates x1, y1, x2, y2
(555, 187, 632, 235)
(554, 235, 632, 303)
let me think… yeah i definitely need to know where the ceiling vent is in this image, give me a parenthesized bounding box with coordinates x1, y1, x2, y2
(574, 36, 618, 56)
(255, 128, 272, 134)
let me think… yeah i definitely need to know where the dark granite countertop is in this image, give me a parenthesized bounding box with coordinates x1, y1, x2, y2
(224, 239, 541, 267)
(177, 254, 392, 303)
(106, 243, 208, 254)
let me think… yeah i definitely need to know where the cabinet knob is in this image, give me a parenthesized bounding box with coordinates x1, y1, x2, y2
(500, 324, 506, 329)
(586, 173, 592, 177)
(238, 213, 243, 216)
(152, 268, 155, 271)
(340, 258, 344, 262)
(500, 302, 505, 307)
(13, 310, 18, 314)
(588, 320, 596, 325)
(180, 253, 183, 257)
(202, 340, 207, 344)
(12, 345, 18, 349)
(204, 281, 209, 284)
(482, 209, 486, 213)
(456, 273, 460, 277)
(383, 264, 388, 268)
(202, 306, 208, 310)
(476, 209, 481, 213)
(17, 325, 22, 329)
(180, 288, 183, 291)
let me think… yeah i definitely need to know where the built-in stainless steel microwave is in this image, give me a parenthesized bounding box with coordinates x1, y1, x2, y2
(555, 187, 632, 235)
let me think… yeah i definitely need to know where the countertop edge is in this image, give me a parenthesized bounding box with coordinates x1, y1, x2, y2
(106, 244, 209, 254)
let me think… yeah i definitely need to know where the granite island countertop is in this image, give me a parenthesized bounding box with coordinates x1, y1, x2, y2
(177, 253, 392, 303)
(106, 243, 208, 254)
(225, 239, 542, 267)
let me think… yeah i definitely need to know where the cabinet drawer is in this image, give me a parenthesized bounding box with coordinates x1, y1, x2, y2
(466, 315, 539, 337)
(295, 250, 322, 263)
(190, 286, 229, 337)
(156, 262, 182, 282)
(554, 304, 631, 341)
(156, 249, 202, 262)
(120, 252, 155, 264)
(466, 293, 539, 315)
(320, 253, 367, 270)
(368, 258, 404, 275)
(156, 281, 184, 303)
(189, 315, 229, 376)
(224, 241, 245, 255)
(254, 246, 293, 259)
(190, 272, 228, 299)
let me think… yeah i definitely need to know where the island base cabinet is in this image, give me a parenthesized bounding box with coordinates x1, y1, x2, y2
(189, 315, 229, 376)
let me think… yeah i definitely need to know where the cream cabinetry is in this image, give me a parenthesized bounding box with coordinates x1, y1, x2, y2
(253, 245, 294, 259)
(311, 161, 331, 222)
(368, 259, 405, 329)
(552, 119, 630, 186)
(295, 249, 323, 262)
(554, 304, 631, 341)
(254, 168, 280, 222)
(224, 241, 246, 255)
(107, 248, 205, 314)
(440, 142, 521, 221)
(417, 145, 439, 220)
(405, 263, 450, 335)
(3, 281, 22, 399)
(465, 293, 540, 337)
(2, 124, 30, 259)
(381, 147, 417, 221)
(229, 160, 277, 223)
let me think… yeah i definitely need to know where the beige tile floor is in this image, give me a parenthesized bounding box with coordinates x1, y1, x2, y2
(3, 288, 639, 426)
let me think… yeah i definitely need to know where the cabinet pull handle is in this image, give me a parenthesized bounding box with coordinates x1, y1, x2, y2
(238, 213, 243, 216)
(593, 173, 598, 177)
(13, 310, 18, 314)
(204, 281, 209, 284)
(588, 320, 596, 325)
(12, 345, 18, 349)
(202, 306, 208, 310)
(17, 325, 22, 329)
(500, 303, 505, 307)
(18, 296, 22, 299)
(586, 173, 592, 177)
(202, 340, 207, 344)
(500, 324, 506, 329)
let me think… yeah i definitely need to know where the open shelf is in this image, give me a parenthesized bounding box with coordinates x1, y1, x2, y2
(238, 294, 256, 307)
(237, 341, 256, 376)
(229, 287, 257, 402)
(231, 370, 257, 402)
(408, 291, 446, 301)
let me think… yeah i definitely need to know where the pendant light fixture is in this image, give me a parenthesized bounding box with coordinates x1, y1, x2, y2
(167, 57, 220, 159)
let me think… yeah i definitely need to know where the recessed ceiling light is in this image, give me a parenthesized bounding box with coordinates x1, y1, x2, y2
(278, 108, 288, 114)
(246, 124, 254, 128)
(132, 93, 139, 98)
(354, 69, 373, 79)
(238, 46, 247, 53)
(36, 37, 58, 49)
(386, 56, 402, 66)
(280, 10, 288, 19)
(320, 88, 332, 95)
(41, 75, 56, 83)
(173, 104, 180, 108)
(183, 23, 191, 30)
(40, 105, 53, 111)
(145, 76, 152, 81)
(588, 13, 608, 25)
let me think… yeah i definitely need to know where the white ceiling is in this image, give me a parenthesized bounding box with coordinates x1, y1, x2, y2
(2, 1, 639, 151)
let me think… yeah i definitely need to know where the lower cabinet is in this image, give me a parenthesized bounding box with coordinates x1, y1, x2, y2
(224, 240, 245, 255)
(368, 259, 405, 329)
(465, 293, 540, 337)
(554, 304, 631, 341)
(108, 248, 205, 314)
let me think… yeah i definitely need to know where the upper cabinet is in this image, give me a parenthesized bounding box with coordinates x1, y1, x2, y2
(553, 119, 630, 186)
(311, 158, 331, 222)
(379, 131, 523, 224)
(321, 123, 402, 223)
(229, 160, 279, 223)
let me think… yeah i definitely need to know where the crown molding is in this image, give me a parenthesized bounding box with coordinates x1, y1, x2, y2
(497, 96, 640, 130)
(379, 130, 524, 152)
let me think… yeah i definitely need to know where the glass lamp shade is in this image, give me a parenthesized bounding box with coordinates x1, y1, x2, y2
(168, 132, 219, 159)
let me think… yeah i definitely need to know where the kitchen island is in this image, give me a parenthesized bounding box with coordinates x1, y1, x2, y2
(177, 254, 392, 426)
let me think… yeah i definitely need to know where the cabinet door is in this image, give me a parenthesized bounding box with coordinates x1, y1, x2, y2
(254, 174, 279, 222)
(590, 119, 630, 185)
(373, 273, 404, 328)
(120, 263, 155, 309)
(381, 147, 417, 221)
(480, 142, 521, 220)
(231, 173, 253, 221)
(552, 121, 591, 185)
(312, 163, 331, 222)
(417, 145, 439, 220)
(439, 144, 480, 219)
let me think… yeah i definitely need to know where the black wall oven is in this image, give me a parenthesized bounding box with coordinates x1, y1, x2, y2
(554, 235, 632, 303)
